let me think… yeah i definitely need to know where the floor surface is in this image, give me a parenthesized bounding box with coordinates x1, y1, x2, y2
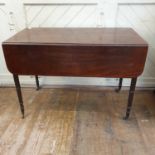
(0, 87, 155, 155)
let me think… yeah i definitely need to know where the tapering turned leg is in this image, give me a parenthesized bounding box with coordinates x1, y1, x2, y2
(124, 78, 137, 120)
(35, 75, 40, 90)
(116, 78, 123, 92)
(13, 74, 25, 118)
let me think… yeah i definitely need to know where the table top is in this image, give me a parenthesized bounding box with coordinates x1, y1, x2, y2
(3, 28, 147, 46)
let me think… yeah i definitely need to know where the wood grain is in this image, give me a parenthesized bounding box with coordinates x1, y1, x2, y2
(2, 28, 148, 78)
(0, 88, 155, 155)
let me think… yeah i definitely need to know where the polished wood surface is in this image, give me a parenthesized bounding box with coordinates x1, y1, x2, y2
(0, 87, 155, 155)
(2, 28, 148, 78)
(3, 45, 147, 77)
(3, 28, 147, 45)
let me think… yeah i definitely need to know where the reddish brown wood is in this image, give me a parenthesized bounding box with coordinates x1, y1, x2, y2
(2, 28, 148, 78)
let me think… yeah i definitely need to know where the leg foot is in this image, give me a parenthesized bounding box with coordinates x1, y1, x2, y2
(35, 75, 40, 90)
(115, 78, 123, 92)
(13, 74, 25, 118)
(123, 116, 129, 120)
(124, 78, 137, 120)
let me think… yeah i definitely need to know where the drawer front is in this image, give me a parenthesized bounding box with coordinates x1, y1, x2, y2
(3, 44, 148, 78)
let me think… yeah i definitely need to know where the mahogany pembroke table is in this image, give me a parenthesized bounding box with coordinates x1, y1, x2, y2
(2, 28, 148, 119)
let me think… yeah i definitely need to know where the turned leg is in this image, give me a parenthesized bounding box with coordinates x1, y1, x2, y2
(124, 78, 137, 120)
(116, 78, 123, 92)
(13, 74, 25, 118)
(35, 75, 40, 90)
